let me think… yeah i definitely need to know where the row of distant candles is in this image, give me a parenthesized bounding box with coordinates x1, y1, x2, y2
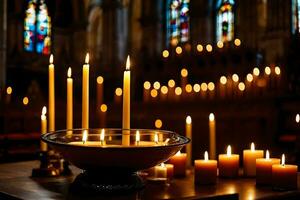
(153, 143, 297, 190)
(161, 38, 242, 58)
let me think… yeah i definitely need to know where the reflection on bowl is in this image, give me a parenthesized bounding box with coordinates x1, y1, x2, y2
(42, 129, 189, 173)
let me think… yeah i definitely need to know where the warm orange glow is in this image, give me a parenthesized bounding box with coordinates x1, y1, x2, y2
(206, 44, 213, 52)
(208, 82, 215, 91)
(185, 84, 192, 93)
(144, 81, 151, 90)
(153, 81, 161, 90)
(197, 44, 204, 52)
(193, 84, 200, 92)
(220, 76, 227, 85)
(250, 142, 255, 151)
(266, 150, 270, 160)
(115, 88, 122, 96)
(82, 130, 88, 144)
(204, 151, 209, 161)
(150, 89, 158, 98)
(181, 68, 188, 77)
(136, 130, 140, 144)
(227, 145, 232, 156)
(23, 97, 29, 105)
(246, 73, 253, 82)
(201, 83, 208, 91)
(42, 106, 47, 115)
(265, 66, 271, 75)
(175, 87, 182, 95)
(49, 54, 53, 64)
(100, 104, 107, 112)
(126, 55, 130, 70)
(275, 66, 281, 75)
(217, 41, 224, 48)
(296, 114, 300, 123)
(154, 132, 159, 143)
(6, 86, 12, 95)
(85, 53, 90, 64)
(232, 74, 239, 82)
(253, 67, 260, 76)
(155, 119, 163, 129)
(162, 50, 169, 58)
(161, 86, 168, 94)
(67, 67, 72, 78)
(168, 79, 175, 88)
(234, 38, 241, 46)
(281, 154, 285, 166)
(238, 82, 245, 91)
(100, 129, 105, 143)
(209, 113, 215, 121)
(176, 150, 181, 156)
(186, 116, 192, 124)
(175, 46, 183, 54)
(97, 76, 104, 84)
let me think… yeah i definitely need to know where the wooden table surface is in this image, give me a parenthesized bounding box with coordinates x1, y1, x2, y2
(0, 161, 299, 200)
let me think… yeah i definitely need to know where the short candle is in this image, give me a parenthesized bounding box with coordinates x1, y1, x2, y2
(243, 142, 264, 177)
(168, 151, 187, 177)
(272, 154, 298, 190)
(218, 145, 239, 178)
(194, 151, 217, 185)
(154, 163, 167, 179)
(256, 150, 280, 185)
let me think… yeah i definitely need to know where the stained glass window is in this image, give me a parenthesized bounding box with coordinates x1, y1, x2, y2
(216, 0, 235, 42)
(167, 0, 190, 46)
(24, 0, 51, 55)
(292, 0, 300, 34)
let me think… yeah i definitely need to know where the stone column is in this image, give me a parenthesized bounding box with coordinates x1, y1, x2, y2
(0, 0, 7, 88)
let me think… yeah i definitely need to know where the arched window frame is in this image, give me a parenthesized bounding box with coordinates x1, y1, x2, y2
(216, 0, 235, 43)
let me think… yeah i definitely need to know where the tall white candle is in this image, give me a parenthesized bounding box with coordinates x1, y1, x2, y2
(48, 54, 55, 132)
(67, 67, 73, 130)
(209, 113, 216, 160)
(82, 53, 89, 129)
(41, 106, 47, 151)
(122, 56, 131, 145)
(185, 116, 192, 166)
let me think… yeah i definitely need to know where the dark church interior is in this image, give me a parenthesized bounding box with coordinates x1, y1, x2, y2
(0, 0, 300, 199)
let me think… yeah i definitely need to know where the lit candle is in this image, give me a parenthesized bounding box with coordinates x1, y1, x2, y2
(48, 54, 55, 132)
(143, 81, 151, 102)
(5, 86, 12, 104)
(256, 150, 280, 185)
(40, 106, 47, 151)
(209, 113, 216, 160)
(154, 163, 167, 179)
(167, 79, 175, 101)
(82, 53, 89, 129)
(67, 67, 73, 130)
(96, 76, 104, 112)
(218, 145, 239, 178)
(168, 151, 187, 177)
(194, 151, 217, 185)
(243, 142, 264, 177)
(154, 132, 159, 144)
(100, 129, 105, 146)
(185, 116, 192, 166)
(135, 130, 140, 145)
(160, 86, 168, 101)
(99, 104, 107, 128)
(114, 88, 122, 104)
(122, 56, 130, 146)
(219, 76, 227, 99)
(165, 163, 174, 179)
(272, 154, 298, 190)
(82, 130, 88, 144)
(180, 68, 188, 89)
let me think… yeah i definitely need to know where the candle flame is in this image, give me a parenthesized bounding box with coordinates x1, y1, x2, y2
(209, 113, 215, 121)
(227, 145, 231, 156)
(161, 163, 165, 167)
(266, 150, 270, 160)
(82, 130, 88, 144)
(67, 67, 72, 78)
(176, 151, 181, 156)
(204, 151, 209, 161)
(281, 154, 285, 166)
(42, 106, 47, 115)
(296, 114, 300, 123)
(154, 132, 159, 144)
(85, 53, 89, 64)
(126, 55, 130, 70)
(100, 129, 105, 143)
(251, 142, 255, 151)
(136, 130, 140, 144)
(49, 54, 53, 64)
(186, 116, 192, 124)
(164, 138, 170, 145)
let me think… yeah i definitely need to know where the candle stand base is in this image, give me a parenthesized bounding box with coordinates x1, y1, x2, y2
(70, 170, 145, 194)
